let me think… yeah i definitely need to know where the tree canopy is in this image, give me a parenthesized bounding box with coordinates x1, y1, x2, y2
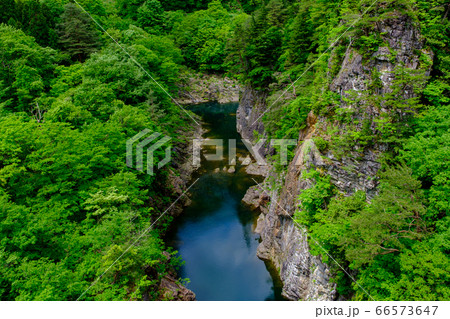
(0, 0, 448, 301)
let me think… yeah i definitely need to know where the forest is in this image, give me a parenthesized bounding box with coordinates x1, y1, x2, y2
(0, 0, 449, 301)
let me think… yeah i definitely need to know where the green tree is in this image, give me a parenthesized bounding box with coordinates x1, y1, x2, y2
(227, 0, 285, 87)
(172, 0, 234, 71)
(0, 0, 15, 24)
(58, 3, 100, 61)
(117, 0, 146, 20)
(0, 25, 56, 113)
(344, 166, 427, 267)
(137, 0, 165, 33)
(159, 0, 210, 12)
(286, 5, 314, 66)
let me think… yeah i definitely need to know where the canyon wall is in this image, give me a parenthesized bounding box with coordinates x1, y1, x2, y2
(240, 15, 432, 300)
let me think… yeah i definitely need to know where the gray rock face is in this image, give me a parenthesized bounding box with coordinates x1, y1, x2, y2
(238, 14, 431, 301)
(176, 73, 242, 105)
(258, 217, 335, 301)
(242, 185, 269, 212)
(236, 87, 273, 157)
(238, 109, 337, 300)
(319, 15, 432, 199)
(245, 163, 269, 177)
(236, 87, 267, 141)
(330, 16, 432, 108)
(251, 138, 337, 301)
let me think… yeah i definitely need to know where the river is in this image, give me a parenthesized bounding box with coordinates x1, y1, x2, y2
(166, 102, 284, 301)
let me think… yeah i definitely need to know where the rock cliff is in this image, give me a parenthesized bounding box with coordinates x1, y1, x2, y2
(176, 72, 242, 105)
(242, 128, 337, 301)
(236, 86, 267, 142)
(239, 14, 431, 300)
(236, 86, 274, 157)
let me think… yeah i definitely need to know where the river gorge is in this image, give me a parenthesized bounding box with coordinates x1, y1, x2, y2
(167, 102, 284, 301)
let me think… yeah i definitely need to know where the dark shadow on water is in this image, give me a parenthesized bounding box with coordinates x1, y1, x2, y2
(166, 102, 284, 301)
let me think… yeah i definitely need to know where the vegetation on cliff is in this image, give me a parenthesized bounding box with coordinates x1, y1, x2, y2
(0, 0, 448, 301)
(223, 0, 449, 300)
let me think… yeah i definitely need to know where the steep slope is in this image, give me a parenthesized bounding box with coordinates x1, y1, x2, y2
(240, 13, 433, 300)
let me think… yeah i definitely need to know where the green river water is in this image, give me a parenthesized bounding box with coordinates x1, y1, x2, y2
(167, 102, 284, 301)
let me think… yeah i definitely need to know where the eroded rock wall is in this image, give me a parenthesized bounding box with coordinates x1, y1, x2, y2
(236, 87, 267, 141)
(176, 73, 242, 105)
(244, 132, 337, 301)
(240, 14, 431, 301)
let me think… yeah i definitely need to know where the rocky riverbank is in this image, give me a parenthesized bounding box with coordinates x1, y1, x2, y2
(167, 120, 206, 217)
(239, 13, 431, 301)
(161, 112, 205, 300)
(176, 72, 242, 105)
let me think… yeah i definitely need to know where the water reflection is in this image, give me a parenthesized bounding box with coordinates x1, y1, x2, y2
(166, 102, 283, 301)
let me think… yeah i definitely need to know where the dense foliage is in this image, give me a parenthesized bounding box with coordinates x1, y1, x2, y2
(0, 0, 194, 301)
(183, 0, 447, 301)
(0, 0, 448, 301)
(245, 0, 450, 301)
